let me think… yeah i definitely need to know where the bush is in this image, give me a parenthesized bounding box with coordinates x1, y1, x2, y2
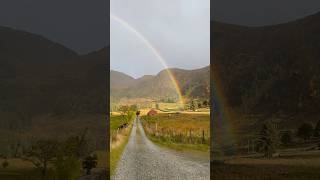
(297, 123, 314, 141)
(281, 131, 292, 145)
(82, 154, 98, 175)
(54, 156, 81, 180)
(2, 159, 9, 169)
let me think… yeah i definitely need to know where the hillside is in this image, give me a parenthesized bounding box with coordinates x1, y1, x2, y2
(212, 11, 320, 116)
(0, 26, 108, 131)
(110, 66, 210, 102)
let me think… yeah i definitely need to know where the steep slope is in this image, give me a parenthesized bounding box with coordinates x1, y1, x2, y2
(212, 11, 320, 116)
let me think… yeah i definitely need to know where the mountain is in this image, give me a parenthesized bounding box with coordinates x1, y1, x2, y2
(110, 66, 210, 102)
(110, 70, 135, 89)
(0, 26, 107, 130)
(212, 11, 320, 116)
(0, 26, 77, 64)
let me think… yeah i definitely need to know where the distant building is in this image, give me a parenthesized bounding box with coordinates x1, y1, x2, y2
(147, 109, 158, 116)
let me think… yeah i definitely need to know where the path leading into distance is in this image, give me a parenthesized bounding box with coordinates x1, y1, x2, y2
(113, 118, 210, 180)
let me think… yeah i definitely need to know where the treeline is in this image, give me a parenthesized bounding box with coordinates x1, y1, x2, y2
(244, 119, 320, 158)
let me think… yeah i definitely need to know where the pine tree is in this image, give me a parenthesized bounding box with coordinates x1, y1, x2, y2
(257, 121, 278, 158)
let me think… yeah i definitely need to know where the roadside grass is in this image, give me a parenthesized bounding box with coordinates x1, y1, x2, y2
(110, 115, 133, 178)
(141, 113, 210, 153)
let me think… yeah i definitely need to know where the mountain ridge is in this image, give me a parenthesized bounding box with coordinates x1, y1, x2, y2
(111, 66, 210, 102)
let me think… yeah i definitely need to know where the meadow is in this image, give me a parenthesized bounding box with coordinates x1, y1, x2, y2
(0, 114, 108, 180)
(141, 113, 210, 152)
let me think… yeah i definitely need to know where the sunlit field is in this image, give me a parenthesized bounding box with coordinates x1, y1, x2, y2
(141, 113, 210, 152)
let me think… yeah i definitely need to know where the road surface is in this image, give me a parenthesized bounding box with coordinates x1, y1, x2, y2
(113, 118, 210, 180)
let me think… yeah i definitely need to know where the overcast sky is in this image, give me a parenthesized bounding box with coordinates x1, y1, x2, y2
(0, 0, 108, 54)
(212, 0, 320, 26)
(110, 0, 210, 78)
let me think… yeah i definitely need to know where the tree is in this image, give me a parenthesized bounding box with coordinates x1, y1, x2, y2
(257, 121, 278, 158)
(119, 105, 135, 122)
(23, 140, 58, 178)
(130, 104, 138, 111)
(202, 100, 208, 107)
(156, 103, 159, 110)
(53, 130, 90, 180)
(314, 120, 320, 138)
(281, 131, 292, 145)
(297, 123, 314, 141)
(82, 154, 97, 175)
(190, 100, 198, 111)
(119, 106, 130, 116)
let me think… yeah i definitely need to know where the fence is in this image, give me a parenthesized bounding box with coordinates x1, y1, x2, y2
(143, 122, 210, 145)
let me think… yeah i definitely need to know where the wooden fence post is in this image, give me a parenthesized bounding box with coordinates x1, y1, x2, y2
(202, 130, 205, 144)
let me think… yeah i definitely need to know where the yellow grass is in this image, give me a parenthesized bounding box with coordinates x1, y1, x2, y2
(141, 113, 210, 152)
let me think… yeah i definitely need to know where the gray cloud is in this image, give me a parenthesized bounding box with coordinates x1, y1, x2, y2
(212, 0, 320, 26)
(0, 0, 108, 54)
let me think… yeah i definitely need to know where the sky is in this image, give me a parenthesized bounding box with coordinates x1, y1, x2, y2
(1, 1, 319, 57)
(0, 0, 108, 54)
(110, 0, 210, 78)
(212, 0, 320, 26)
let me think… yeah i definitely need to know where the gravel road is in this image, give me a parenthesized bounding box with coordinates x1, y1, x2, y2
(113, 118, 210, 180)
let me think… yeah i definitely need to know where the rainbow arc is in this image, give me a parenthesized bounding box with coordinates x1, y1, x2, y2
(111, 13, 184, 104)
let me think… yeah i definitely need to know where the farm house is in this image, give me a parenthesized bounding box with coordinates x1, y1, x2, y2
(147, 109, 158, 116)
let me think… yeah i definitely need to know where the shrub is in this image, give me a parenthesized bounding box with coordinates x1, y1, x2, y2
(54, 156, 81, 180)
(297, 123, 314, 141)
(82, 154, 98, 175)
(281, 131, 292, 145)
(2, 159, 9, 169)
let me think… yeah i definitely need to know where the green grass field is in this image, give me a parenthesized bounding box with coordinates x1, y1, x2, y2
(141, 113, 210, 153)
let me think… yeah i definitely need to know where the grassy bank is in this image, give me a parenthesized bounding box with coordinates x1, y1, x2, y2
(110, 115, 133, 178)
(141, 113, 210, 153)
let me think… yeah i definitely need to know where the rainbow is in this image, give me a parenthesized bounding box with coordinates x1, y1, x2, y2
(111, 13, 185, 104)
(212, 65, 236, 155)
